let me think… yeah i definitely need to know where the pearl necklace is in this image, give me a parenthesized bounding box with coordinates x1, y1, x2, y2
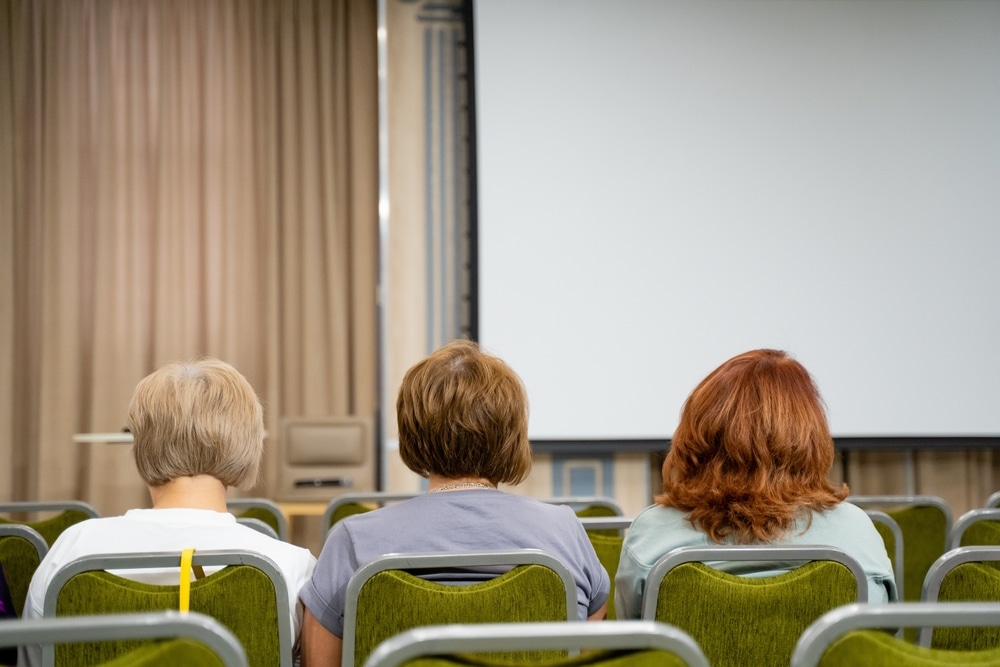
(429, 482, 497, 493)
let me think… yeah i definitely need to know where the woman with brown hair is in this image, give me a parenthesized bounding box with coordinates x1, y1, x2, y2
(300, 339, 609, 667)
(615, 349, 896, 619)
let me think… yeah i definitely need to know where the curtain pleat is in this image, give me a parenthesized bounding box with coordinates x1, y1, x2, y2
(2, 0, 377, 514)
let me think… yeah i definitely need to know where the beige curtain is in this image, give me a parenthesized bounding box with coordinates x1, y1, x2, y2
(1, 0, 378, 515)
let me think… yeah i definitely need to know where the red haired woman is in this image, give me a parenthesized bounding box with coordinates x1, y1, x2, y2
(615, 349, 896, 619)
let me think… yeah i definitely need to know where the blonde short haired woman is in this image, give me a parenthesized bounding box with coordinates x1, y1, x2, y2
(22, 359, 316, 666)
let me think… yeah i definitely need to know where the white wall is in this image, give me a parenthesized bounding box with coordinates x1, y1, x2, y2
(474, 0, 1000, 440)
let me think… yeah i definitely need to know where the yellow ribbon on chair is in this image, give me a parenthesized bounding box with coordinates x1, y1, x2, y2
(179, 548, 195, 612)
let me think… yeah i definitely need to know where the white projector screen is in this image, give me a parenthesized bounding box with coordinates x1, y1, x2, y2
(473, 0, 1000, 441)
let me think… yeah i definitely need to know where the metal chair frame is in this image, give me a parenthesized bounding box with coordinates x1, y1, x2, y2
(864, 509, 904, 596)
(949, 508, 1000, 550)
(227, 498, 288, 541)
(791, 601, 1000, 667)
(364, 620, 711, 667)
(920, 545, 1000, 646)
(2, 610, 248, 667)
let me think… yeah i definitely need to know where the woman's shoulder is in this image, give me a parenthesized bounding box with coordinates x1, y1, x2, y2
(631, 502, 689, 528)
(820, 500, 876, 525)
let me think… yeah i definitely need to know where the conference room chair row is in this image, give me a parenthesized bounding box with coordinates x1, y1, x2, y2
(7, 493, 1000, 666)
(7, 595, 1000, 666)
(8, 537, 1000, 666)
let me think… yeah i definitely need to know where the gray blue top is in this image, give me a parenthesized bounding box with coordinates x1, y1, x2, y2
(615, 501, 897, 619)
(300, 490, 610, 635)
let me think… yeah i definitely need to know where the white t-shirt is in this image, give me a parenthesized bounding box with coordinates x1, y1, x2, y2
(21, 508, 315, 666)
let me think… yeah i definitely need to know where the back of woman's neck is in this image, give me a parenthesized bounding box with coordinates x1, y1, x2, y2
(148, 474, 229, 513)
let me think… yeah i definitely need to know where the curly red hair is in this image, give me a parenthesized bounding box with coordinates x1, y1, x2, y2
(657, 349, 847, 543)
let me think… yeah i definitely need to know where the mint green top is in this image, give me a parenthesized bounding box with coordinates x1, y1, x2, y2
(615, 501, 897, 619)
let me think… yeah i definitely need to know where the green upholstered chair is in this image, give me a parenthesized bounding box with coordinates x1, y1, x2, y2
(543, 497, 624, 518)
(848, 495, 952, 604)
(791, 602, 1000, 667)
(342, 549, 579, 667)
(41, 549, 292, 667)
(227, 498, 288, 541)
(363, 620, 711, 667)
(864, 509, 905, 601)
(920, 546, 1000, 650)
(641, 545, 867, 667)
(324, 493, 420, 532)
(578, 516, 633, 620)
(1, 610, 247, 667)
(0, 501, 99, 547)
(0, 524, 48, 617)
(950, 509, 1000, 550)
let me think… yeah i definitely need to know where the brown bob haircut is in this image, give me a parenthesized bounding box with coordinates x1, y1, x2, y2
(127, 358, 265, 489)
(658, 348, 848, 543)
(397, 339, 532, 485)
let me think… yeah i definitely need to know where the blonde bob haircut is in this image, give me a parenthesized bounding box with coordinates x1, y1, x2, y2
(127, 358, 265, 489)
(397, 339, 532, 486)
(658, 348, 848, 544)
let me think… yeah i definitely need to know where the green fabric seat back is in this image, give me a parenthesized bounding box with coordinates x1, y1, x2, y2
(236, 508, 282, 538)
(930, 563, 1000, 651)
(960, 521, 1000, 548)
(574, 506, 618, 519)
(889, 506, 948, 602)
(574, 507, 619, 538)
(98, 638, 228, 667)
(391, 648, 693, 667)
(353, 564, 570, 667)
(818, 628, 1000, 666)
(55, 566, 279, 667)
(328, 502, 375, 529)
(0, 534, 42, 617)
(586, 533, 623, 619)
(0, 510, 92, 547)
(654, 560, 858, 667)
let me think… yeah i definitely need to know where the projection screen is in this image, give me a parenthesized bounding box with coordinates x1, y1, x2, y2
(473, 0, 1000, 443)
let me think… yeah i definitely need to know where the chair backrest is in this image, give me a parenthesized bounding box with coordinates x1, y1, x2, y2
(0, 524, 48, 617)
(864, 509, 905, 597)
(363, 620, 711, 667)
(951, 509, 1000, 550)
(578, 516, 633, 620)
(235, 517, 280, 540)
(577, 517, 633, 534)
(641, 545, 867, 667)
(1, 610, 248, 667)
(342, 549, 579, 667)
(41, 549, 292, 667)
(792, 602, 1000, 667)
(921, 546, 1000, 649)
(543, 496, 624, 518)
(848, 495, 951, 603)
(0, 501, 100, 547)
(227, 498, 288, 541)
(323, 493, 420, 532)
(985, 492, 1000, 509)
